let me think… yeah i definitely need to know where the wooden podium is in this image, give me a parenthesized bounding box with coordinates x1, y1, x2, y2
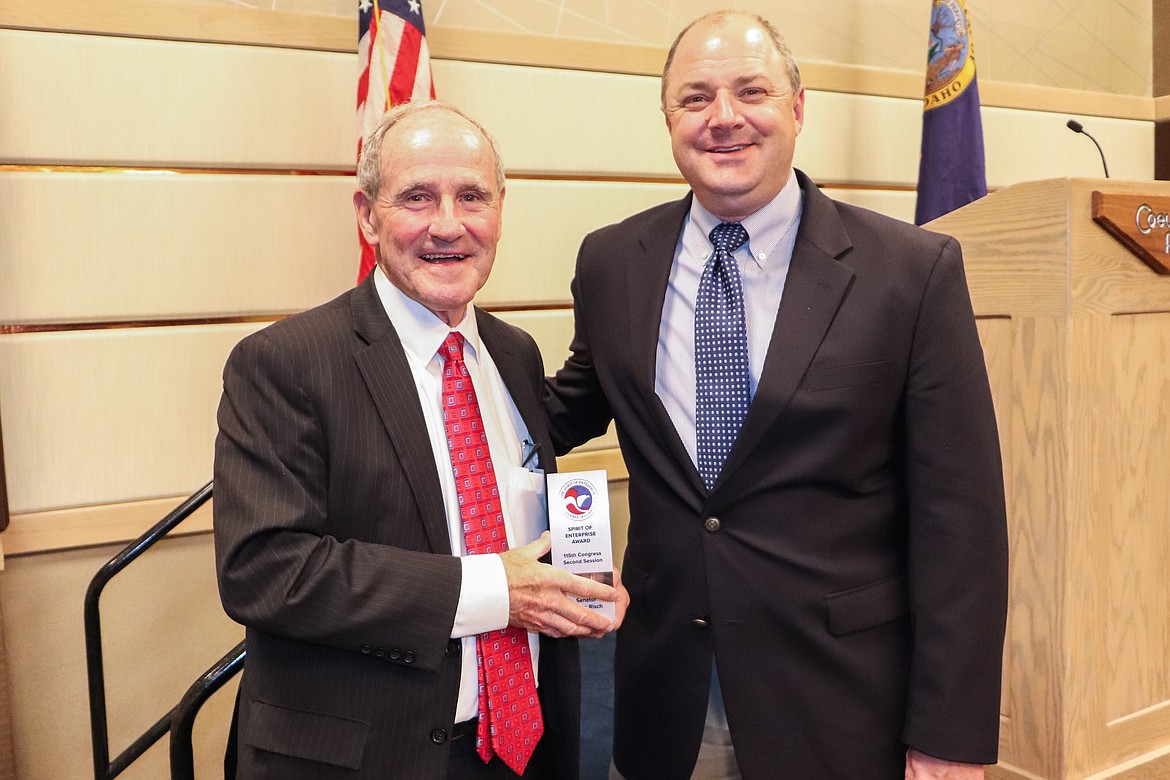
(928, 179, 1170, 779)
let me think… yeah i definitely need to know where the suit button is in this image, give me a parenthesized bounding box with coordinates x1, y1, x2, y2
(446, 640, 461, 657)
(359, 644, 372, 654)
(704, 517, 721, 533)
(389, 648, 402, 661)
(403, 651, 416, 664)
(430, 728, 448, 744)
(374, 648, 386, 659)
(691, 618, 710, 628)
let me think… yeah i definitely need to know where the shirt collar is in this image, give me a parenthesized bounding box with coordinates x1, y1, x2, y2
(372, 265, 482, 368)
(689, 169, 802, 267)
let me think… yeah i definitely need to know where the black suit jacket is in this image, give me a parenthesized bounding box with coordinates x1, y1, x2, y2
(546, 171, 1008, 779)
(214, 276, 579, 779)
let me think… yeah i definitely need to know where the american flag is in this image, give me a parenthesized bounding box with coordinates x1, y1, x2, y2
(356, 0, 435, 282)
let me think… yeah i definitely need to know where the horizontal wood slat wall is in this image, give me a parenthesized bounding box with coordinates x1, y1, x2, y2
(0, 28, 1156, 558)
(0, 0, 1155, 119)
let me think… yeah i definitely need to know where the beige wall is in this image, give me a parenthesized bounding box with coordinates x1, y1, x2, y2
(0, 0, 1160, 777)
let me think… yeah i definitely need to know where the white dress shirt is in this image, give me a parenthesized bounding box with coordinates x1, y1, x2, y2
(655, 171, 804, 465)
(373, 266, 545, 722)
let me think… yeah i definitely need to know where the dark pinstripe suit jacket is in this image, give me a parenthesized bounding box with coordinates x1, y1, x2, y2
(214, 275, 579, 779)
(546, 172, 1008, 778)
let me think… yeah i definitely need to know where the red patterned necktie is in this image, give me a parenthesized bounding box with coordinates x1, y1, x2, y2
(439, 332, 543, 774)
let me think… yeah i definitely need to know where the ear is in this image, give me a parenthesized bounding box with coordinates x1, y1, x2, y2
(792, 87, 806, 136)
(353, 189, 379, 245)
(495, 185, 506, 234)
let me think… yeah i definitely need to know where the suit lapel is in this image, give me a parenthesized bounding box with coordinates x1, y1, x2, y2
(720, 173, 856, 482)
(627, 195, 692, 398)
(626, 196, 710, 497)
(476, 310, 554, 473)
(349, 277, 452, 555)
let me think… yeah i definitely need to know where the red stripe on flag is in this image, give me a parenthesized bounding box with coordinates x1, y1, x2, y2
(357, 59, 372, 112)
(388, 25, 423, 106)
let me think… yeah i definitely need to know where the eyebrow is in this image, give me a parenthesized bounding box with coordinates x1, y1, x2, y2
(389, 181, 495, 202)
(675, 71, 776, 94)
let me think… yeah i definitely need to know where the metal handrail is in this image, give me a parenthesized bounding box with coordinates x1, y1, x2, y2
(84, 482, 242, 780)
(169, 640, 246, 780)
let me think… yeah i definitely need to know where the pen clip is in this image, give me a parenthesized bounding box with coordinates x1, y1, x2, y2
(521, 439, 542, 469)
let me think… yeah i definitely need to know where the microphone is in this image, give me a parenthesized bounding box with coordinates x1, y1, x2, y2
(1066, 119, 1110, 178)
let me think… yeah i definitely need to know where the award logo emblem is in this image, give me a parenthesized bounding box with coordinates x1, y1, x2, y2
(547, 470, 615, 619)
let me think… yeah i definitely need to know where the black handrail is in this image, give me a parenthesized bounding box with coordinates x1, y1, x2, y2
(84, 481, 242, 780)
(169, 640, 246, 780)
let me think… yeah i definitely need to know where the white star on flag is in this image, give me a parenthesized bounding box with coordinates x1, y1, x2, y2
(408, 0, 420, 13)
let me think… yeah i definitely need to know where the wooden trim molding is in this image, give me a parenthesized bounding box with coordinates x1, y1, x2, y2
(3, 496, 214, 557)
(0, 0, 1155, 122)
(0, 0, 352, 51)
(0, 305, 581, 336)
(0, 448, 627, 556)
(1157, 95, 1170, 121)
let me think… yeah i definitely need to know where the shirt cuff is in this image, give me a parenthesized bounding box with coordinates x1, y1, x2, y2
(452, 553, 510, 638)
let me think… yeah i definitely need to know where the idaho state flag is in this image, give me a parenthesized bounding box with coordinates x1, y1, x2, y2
(357, 0, 435, 282)
(914, 0, 987, 225)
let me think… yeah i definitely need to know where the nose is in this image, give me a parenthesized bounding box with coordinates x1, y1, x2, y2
(707, 90, 742, 131)
(429, 197, 466, 242)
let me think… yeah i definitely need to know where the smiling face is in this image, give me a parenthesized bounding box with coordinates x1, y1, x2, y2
(353, 108, 504, 326)
(662, 14, 805, 222)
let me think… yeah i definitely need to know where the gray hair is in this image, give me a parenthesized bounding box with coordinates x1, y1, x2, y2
(356, 99, 506, 201)
(660, 11, 802, 109)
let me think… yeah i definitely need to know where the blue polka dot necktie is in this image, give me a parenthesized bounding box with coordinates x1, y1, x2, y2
(695, 222, 751, 490)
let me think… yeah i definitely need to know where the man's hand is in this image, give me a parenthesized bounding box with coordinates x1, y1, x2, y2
(499, 532, 621, 638)
(905, 749, 984, 780)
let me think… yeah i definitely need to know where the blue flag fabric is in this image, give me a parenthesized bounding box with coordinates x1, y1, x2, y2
(915, 0, 987, 225)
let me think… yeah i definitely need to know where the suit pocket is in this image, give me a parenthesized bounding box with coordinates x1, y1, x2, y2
(506, 466, 549, 545)
(245, 699, 369, 770)
(804, 360, 893, 391)
(824, 574, 909, 636)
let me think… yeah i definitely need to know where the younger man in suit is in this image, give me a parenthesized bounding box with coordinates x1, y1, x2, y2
(215, 100, 624, 779)
(545, 11, 1008, 780)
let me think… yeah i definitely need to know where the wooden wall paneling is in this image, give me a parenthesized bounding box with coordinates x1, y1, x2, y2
(492, 308, 620, 453)
(3, 498, 213, 558)
(0, 323, 266, 514)
(0, 536, 241, 780)
(0, 29, 353, 168)
(0, 0, 353, 52)
(982, 110, 1155, 187)
(0, 172, 686, 325)
(2, 30, 1156, 188)
(431, 59, 677, 178)
(0, 0, 1159, 121)
(0, 171, 356, 324)
(484, 179, 690, 306)
(821, 188, 916, 225)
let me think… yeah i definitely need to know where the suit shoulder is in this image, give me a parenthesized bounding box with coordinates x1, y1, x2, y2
(228, 286, 355, 364)
(830, 197, 957, 256)
(475, 308, 539, 353)
(583, 197, 689, 245)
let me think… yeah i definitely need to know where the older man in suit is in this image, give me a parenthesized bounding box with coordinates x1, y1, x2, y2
(214, 100, 623, 780)
(545, 11, 1008, 780)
